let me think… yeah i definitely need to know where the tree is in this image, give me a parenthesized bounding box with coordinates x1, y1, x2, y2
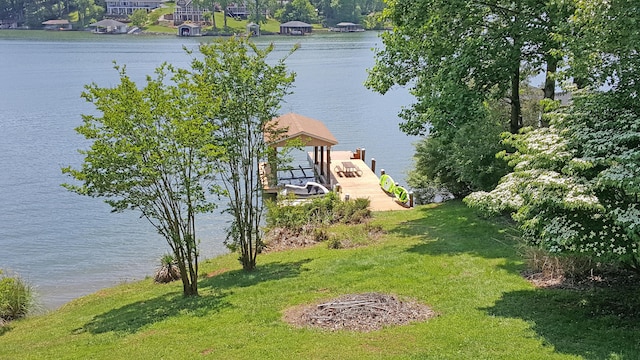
(407, 96, 512, 199)
(63, 63, 223, 297)
(366, 0, 567, 136)
(275, 0, 317, 23)
(564, 0, 640, 94)
(465, 0, 640, 267)
(365, 0, 577, 196)
(74, 0, 103, 29)
(0, 0, 25, 22)
(189, 37, 297, 271)
(218, 0, 229, 28)
(465, 90, 640, 268)
(129, 8, 148, 28)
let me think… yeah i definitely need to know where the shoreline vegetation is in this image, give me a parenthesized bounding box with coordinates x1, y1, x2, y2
(2, 201, 640, 358)
(0, 9, 331, 37)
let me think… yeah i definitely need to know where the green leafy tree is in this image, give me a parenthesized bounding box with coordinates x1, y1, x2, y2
(148, 8, 161, 24)
(189, 37, 297, 271)
(275, 0, 317, 23)
(129, 8, 148, 27)
(465, 90, 640, 268)
(564, 0, 640, 94)
(218, 0, 229, 28)
(0, 0, 25, 22)
(331, 0, 359, 24)
(366, 0, 575, 197)
(63, 63, 223, 297)
(24, 0, 56, 28)
(366, 0, 568, 136)
(408, 101, 512, 199)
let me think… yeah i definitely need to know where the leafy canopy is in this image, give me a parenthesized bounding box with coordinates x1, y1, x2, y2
(63, 62, 223, 297)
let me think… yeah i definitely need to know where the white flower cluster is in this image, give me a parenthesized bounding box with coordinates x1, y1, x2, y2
(466, 90, 640, 263)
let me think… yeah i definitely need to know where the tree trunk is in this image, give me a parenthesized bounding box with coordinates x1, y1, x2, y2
(510, 66, 522, 134)
(543, 57, 557, 100)
(211, 0, 217, 29)
(540, 56, 558, 127)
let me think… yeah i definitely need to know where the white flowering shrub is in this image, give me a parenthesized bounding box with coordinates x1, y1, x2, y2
(465, 90, 640, 266)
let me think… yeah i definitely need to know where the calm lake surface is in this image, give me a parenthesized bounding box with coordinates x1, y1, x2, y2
(0, 30, 417, 309)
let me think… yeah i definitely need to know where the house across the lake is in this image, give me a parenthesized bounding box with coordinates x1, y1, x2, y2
(174, 0, 207, 24)
(105, 0, 163, 17)
(42, 19, 72, 30)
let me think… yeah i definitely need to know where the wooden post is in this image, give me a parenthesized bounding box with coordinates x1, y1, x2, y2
(320, 146, 324, 176)
(409, 191, 414, 208)
(344, 193, 350, 201)
(361, 148, 365, 162)
(326, 147, 331, 187)
(371, 158, 376, 174)
(381, 168, 385, 175)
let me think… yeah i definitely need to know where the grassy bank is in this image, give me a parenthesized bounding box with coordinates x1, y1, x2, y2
(1, 201, 638, 359)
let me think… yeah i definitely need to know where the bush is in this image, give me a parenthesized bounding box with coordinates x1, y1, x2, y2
(265, 192, 370, 231)
(0, 270, 34, 321)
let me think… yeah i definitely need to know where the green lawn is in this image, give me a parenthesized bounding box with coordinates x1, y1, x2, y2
(1, 201, 638, 359)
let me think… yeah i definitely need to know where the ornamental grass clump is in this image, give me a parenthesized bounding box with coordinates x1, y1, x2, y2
(154, 254, 181, 284)
(0, 270, 34, 321)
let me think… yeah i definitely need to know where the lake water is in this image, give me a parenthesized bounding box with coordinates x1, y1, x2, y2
(0, 30, 417, 310)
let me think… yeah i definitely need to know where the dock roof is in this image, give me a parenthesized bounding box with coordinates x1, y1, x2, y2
(266, 113, 338, 148)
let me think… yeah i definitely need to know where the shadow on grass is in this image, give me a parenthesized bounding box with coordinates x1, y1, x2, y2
(79, 259, 310, 336)
(0, 323, 11, 336)
(484, 285, 640, 359)
(79, 291, 228, 335)
(200, 258, 313, 290)
(388, 201, 522, 271)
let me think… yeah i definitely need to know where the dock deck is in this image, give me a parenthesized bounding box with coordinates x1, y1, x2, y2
(311, 151, 409, 211)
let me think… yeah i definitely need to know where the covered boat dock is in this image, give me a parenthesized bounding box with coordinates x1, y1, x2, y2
(261, 113, 410, 211)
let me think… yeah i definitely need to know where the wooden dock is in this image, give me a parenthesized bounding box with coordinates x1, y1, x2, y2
(311, 151, 410, 211)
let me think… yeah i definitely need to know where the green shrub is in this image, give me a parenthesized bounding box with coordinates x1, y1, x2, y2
(0, 270, 34, 321)
(326, 236, 342, 249)
(313, 227, 329, 242)
(265, 192, 370, 231)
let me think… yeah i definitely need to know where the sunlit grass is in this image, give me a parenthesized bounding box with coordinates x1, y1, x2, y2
(1, 201, 638, 359)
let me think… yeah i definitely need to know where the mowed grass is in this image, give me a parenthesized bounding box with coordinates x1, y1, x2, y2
(2, 201, 639, 359)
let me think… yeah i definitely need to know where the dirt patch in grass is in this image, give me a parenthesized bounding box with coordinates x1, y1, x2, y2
(263, 224, 385, 253)
(205, 268, 230, 278)
(283, 292, 437, 332)
(263, 227, 320, 252)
